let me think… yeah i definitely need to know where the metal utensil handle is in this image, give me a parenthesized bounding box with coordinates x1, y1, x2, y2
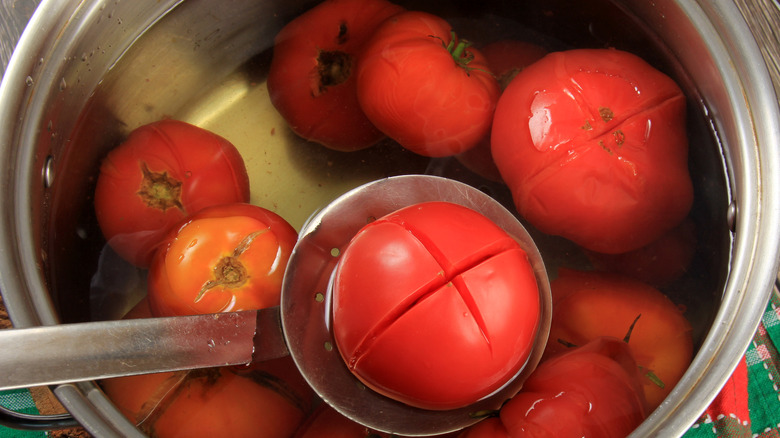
(0, 310, 272, 391)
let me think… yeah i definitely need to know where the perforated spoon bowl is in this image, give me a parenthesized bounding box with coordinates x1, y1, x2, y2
(279, 174, 551, 436)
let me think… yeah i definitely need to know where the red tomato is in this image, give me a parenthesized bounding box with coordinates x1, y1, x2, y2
(332, 202, 541, 410)
(102, 360, 314, 438)
(544, 268, 693, 409)
(94, 120, 250, 267)
(458, 417, 508, 438)
(586, 217, 697, 288)
(491, 48, 693, 254)
(147, 203, 297, 317)
(356, 11, 501, 157)
(101, 299, 315, 438)
(479, 40, 548, 89)
(267, 0, 404, 151)
(495, 338, 648, 437)
(294, 405, 374, 438)
(457, 40, 547, 181)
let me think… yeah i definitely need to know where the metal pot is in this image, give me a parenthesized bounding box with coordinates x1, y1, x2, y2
(1, 0, 779, 436)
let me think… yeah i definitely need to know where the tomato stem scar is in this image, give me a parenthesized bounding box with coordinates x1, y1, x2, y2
(195, 229, 268, 301)
(137, 162, 184, 212)
(613, 129, 626, 145)
(599, 106, 615, 122)
(315, 50, 353, 95)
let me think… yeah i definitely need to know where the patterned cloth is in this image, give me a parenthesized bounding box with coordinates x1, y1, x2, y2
(0, 389, 45, 437)
(684, 291, 780, 438)
(2, 294, 780, 437)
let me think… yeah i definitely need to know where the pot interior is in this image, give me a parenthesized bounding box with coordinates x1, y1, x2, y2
(17, 0, 736, 434)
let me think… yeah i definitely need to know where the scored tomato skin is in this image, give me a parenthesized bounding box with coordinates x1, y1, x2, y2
(94, 120, 250, 267)
(543, 268, 693, 409)
(491, 48, 693, 254)
(147, 203, 297, 317)
(267, 0, 404, 151)
(332, 202, 541, 410)
(356, 11, 501, 157)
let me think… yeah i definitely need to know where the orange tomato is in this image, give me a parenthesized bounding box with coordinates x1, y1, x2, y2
(101, 298, 314, 438)
(294, 405, 371, 438)
(102, 360, 314, 438)
(147, 203, 297, 316)
(543, 269, 693, 409)
(586, 218, 697, 288)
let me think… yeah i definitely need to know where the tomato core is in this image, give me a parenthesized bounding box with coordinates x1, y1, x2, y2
(316, 50, 353, 93)
(137, 162, 184, 211)
(195, 229, 268, 301)
(196, 256, 249, 301)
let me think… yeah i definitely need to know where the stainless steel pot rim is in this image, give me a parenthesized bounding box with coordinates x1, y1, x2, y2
(629, 1, 780, 436)
(1, 1, 779, 437)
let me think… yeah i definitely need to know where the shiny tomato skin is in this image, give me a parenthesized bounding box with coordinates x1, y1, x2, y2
(491, 48, 693, 254)
(147, 203, 297, 317)
(267, 0, 404, 151)
(499, 338, 647, 438)
(356, 11, 501, 157)
(94, 120, 250, 267)
(101, 299, 315, 438)
(102, 360, 314, 438)
(457, 40, 547, 181)
(332, 202, 541, 410)
(544, 268, 693, 409)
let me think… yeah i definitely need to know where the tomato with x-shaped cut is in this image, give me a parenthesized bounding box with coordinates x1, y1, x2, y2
(332, 201, 541, 410)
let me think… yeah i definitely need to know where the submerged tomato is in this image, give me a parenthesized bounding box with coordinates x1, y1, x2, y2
(356, 11, 501, 157)
(496, 338, 647, 438)
(294, 405, 378, 438)
(94, 120, 250, 267)
(586, 218, 698, 288)
(332, 202, 541, 410)
(102, 299, 315, 438)
(147, 203, 297, 317)
(267, 0, 404, 151)
(102, 360, 314, 438)
(457, 39, 548, 181)
(478, 40, 548, 89)
(491, 48, 693, 254)
(544, 269, 693, 409)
